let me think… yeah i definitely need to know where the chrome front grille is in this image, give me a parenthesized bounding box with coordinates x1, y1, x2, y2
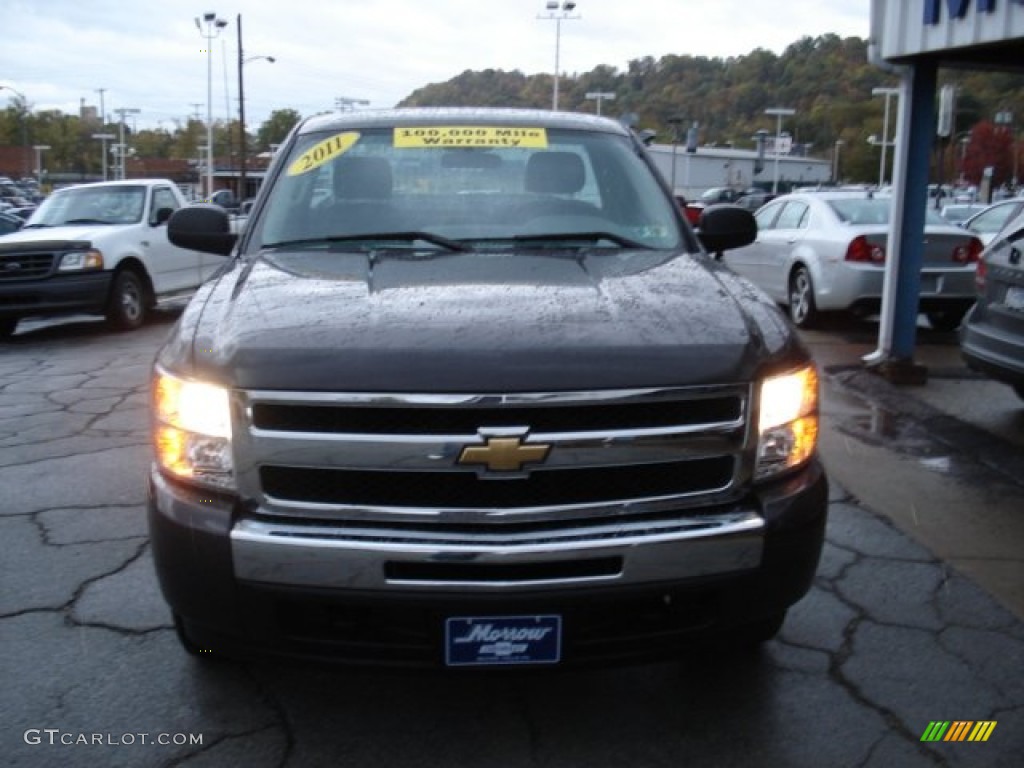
(258, 456, 734, 509)
(233, 386, 752, 525)
(250, 394, 742, 434)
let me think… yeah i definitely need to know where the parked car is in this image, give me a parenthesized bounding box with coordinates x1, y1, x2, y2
(940, 203, 986, 226)
(149, 107, 828, 667)
(963, 198, 1024, 245)
(227, 198, 254, 235)
(960, 208, 1024, 400)
(698, 186, 743, 204)
(0, 211, 24, 236)
(208, 188, 240, 212)
(734, 191, 776, 212)
(0, 179, 213, 338)
(723, 191, 984, 330)
(0, 180, 34, 208)
(683, 186, 745, 224)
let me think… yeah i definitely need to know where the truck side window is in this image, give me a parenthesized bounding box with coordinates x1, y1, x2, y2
(151, 187, 180, 225)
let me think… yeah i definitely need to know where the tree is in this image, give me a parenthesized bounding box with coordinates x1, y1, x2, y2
(168, 118, 204, 161)
(962, 121, 1015, 186)
(256, 109, 302, 151)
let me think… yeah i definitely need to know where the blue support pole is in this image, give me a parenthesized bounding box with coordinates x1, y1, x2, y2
(890, 61, 937, 363)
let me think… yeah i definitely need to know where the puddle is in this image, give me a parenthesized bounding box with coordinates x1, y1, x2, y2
(917, 456, 953, 474)
(844, 407, 942, 456)
(829, 393, 972, 480)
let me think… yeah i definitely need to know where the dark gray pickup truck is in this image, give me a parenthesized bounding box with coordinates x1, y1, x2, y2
(149, 107, 827, 668)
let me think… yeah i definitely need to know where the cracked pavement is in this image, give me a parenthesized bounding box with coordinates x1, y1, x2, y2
(2, 314, 1022, 767)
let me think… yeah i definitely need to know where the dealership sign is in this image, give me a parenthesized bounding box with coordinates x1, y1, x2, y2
(875, 0, 1024, 59)
(925, 0, 1024, 24)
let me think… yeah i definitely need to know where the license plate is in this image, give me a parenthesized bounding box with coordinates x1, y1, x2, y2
(445, 615, 562, 667)
(1005, 285, 1024, 312)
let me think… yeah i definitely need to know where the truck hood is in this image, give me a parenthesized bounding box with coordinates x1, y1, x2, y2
(175, 248, 803, 392)
(0, 224, 123, 247)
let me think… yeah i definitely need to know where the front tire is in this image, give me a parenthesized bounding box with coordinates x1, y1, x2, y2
(106, 269, 147, 331)
(788, 266, 819, 328)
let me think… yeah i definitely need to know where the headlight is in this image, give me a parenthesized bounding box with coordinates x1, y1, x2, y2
(152, 367, 235, 491)
(755, 364, 819, 480)
(58, 249, 104, 271)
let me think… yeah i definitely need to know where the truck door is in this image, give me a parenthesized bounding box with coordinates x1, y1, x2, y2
(145, 185, 203, 292)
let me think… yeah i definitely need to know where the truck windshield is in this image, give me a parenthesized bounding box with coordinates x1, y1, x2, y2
(249, 126, 683, 252)
(27, 185, 146, 227)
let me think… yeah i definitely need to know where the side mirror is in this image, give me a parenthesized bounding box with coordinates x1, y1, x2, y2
(168, 204, 236, 256)
(152, 207, 174, 226)
(696, 204, 757, 258)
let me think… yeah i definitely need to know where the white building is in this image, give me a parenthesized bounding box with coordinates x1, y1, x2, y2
(644, 144, 832, 200)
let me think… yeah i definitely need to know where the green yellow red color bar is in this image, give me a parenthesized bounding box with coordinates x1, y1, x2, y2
(920, 721, 997, 742)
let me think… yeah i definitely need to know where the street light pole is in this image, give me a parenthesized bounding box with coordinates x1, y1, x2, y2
(33, 145, 51, 186)
(994, 109, 1015, 189)
(584, 91, 614, 116)
(113, 108, 140, 180)
(956, 132, 971, 186)
(765, 108, 795, 195)
(667, 116, 684, 194)
(335, 97, 370, 112)
(537, 1, 580, 111)
(197, 12, 228, 200)
(832, 139, 844, 183)
(93, 87, 112, 180)
(92, 133, 115, 180)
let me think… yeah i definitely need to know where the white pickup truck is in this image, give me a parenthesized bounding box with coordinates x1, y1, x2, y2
(0, 179, 219, 338)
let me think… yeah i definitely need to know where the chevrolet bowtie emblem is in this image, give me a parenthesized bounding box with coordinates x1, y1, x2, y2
(458, 436, 552, 473)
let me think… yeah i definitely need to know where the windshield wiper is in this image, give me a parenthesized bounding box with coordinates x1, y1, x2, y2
(262, 231, 471, 252)
(496, 232, 652, 250)
(62, 218, 114, 225)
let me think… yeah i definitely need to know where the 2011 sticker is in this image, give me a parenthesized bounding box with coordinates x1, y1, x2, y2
(287, 132, 361, 176)
(394, 126, 548, 149)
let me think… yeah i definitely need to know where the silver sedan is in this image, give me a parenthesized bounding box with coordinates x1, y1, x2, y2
(723, 191, 984, 330)
(962, 197, 1024, 245)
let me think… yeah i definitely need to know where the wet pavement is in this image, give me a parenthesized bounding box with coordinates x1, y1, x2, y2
(1, 313, 1022, 767)
(803, 324, 1024, 621)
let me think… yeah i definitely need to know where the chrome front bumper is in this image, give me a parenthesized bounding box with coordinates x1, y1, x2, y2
(230, 510, 764, 592)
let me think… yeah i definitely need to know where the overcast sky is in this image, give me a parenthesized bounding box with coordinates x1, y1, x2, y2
(1, 0, 870, 131)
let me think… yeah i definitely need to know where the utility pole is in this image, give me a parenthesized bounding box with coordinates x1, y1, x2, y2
(95, 88, 106, 124)
(94, 87, 110, 180)
(113, 107, 141, 180)
(238, 14, 247, 203)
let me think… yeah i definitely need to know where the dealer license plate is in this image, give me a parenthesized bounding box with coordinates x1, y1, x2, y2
(445, 615, 562, 667)
(1005, 285, 1024, 312)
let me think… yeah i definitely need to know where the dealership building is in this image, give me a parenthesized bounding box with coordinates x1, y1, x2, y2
(644, 143, 832, 200)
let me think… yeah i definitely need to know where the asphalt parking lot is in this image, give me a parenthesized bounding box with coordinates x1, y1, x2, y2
(1, 311, 1022, 767)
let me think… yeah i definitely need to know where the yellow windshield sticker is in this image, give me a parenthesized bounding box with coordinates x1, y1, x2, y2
(287, 132, 361, 176)
(394, 126, 548, 149)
